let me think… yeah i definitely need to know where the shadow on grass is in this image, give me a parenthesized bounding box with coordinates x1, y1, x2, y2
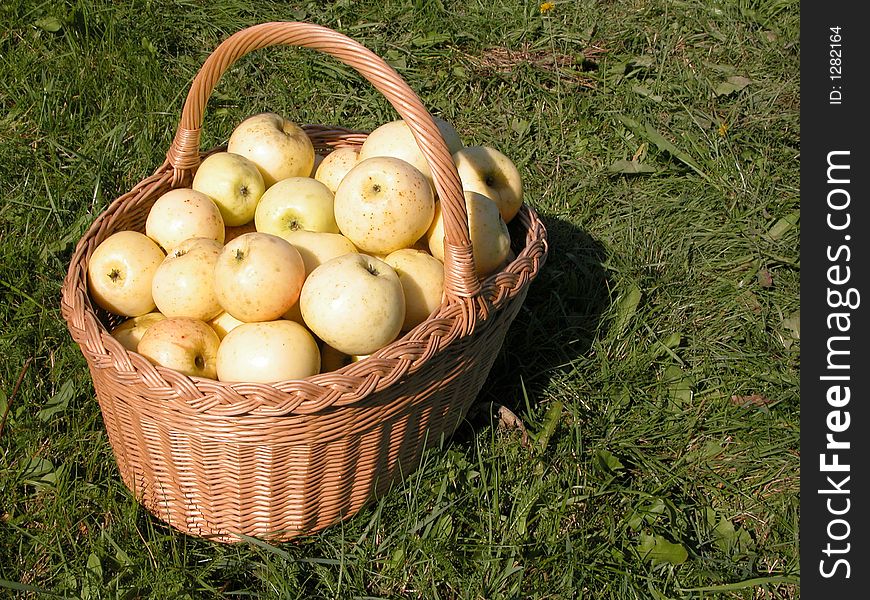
(462, 212, 613, 439)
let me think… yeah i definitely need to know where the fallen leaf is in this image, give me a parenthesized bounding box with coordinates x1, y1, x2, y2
(495, 403, 530, 448)
(782, 310, 800, 340)
(757, 268, 773, 288)
(35, 16, 63, 33)
(608, 159, 657, 174)
(730, 394, 772, 407)
(766, 210, 800, 241)
(714, 75, 751, 96)
(637, 533, 688, 565)
(613, 284, 642, 335)
(596, 449, 625, 473)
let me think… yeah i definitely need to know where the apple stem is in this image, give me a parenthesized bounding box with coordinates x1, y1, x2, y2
(234, 249, 245, 262)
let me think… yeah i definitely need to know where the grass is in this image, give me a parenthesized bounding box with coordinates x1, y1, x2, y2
(1, 0, 799, 598)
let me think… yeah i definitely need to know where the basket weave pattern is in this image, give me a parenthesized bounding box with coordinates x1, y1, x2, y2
(60, 22, 548, 542)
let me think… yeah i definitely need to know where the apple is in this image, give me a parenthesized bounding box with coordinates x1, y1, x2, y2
(383, 248, 445, 331)
(314, 146, 360, 193)
(357, 117, 463, 183)
(300, 253, 405, 356)
(216, 320, 320, 383)
(208, 311, 245, 340)
(145, 188, 225, 252)
(226, 112, 315, 187)
(191, 152, 265, 226)
(334, 156, 435, 255)
(151, 237, 224, 321)
(213, 232, 305, 322)
(87, 231, 166, 317)
(426, 191, 511, 277)
(110, 312, 167, 352)
(254, 176, 339, 237)
(137, 317, 221, 379)
(453, 145, 524, 223)
(279, 230, 358, 275)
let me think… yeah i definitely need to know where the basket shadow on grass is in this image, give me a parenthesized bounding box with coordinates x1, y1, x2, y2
(458, 213, 611, 448)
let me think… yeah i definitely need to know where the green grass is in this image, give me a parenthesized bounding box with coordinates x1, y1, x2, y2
(1, 0, 799, 598)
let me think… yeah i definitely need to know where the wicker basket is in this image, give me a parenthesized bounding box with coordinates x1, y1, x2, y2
(60, 22, 548, 543)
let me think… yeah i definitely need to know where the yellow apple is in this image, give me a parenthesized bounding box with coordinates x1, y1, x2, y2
(151, 237, 223, 321)
(208, 311, 245, 340)
(300, 253, 405, 356)
(357, 117, 463, 183)
(213, 232, 305, 322)
(226, 112, 315, 187)
(453, 145, 523, 223)
(110, 312, 167, 352)
(314, 146, 360, 193)
(254, 177, 339, 236)
(137, 317, 221, 379)
(279, 230, 358, 275)
(383, 248, 445, 331)
(145, 188, 225, 252)
(216, 320, 320, 383)
(334, 156, 434, 255)
(87, 231, 166, 317)
(191, 152, 265, 226)
(426, 191, 511, 277)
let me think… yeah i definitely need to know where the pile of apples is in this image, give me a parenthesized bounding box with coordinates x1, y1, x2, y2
(87, 112, 524, 383)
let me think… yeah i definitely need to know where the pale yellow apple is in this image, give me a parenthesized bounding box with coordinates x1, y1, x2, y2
(137, 317, 221, 379)
(208, 311, 245, 340)
(279, 230, 358, 275)
(453, 145, 523, 223)
(145, 188, 225, 252)
(300, 253, 405, 356)
(426, 191, 511, 277)
(151, 237, 224, 321)
(110, 312, 167, 352)
(216, 320, 320, 383)
(334, 156, 434, 255)
(314, 146, 360, 193)
(384, 248, 445, 331)
(87, 231, 166, 317)
(213, 232, 305, 322)
(227, 112, 315, 187)
(254, 177, 339, 236)
(357, 117, 463, 183)
(191, 152, 265, 226)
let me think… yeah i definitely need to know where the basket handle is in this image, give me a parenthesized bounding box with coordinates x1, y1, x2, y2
(165, 21, 482, 305)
